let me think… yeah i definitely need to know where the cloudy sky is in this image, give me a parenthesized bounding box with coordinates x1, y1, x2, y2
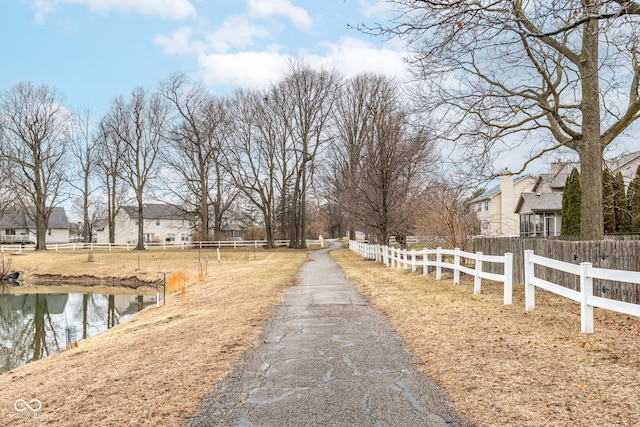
(2, 0, 408, 116)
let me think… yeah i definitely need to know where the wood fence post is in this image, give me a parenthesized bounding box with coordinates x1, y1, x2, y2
(580, 262, 594, 333)
(524, 250, 535, 310)
(422, 248, 428, 276)
(411, 249, 416, 273)
(436, 247, 442, 280)
(474, 252, 483, 294)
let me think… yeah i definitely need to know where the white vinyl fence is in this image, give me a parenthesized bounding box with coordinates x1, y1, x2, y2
(524, 250, 640, 333)
(349, 241, 514, 304)
(349, 240, 640, 334)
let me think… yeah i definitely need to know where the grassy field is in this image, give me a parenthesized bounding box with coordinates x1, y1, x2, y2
(0, 247, 307, 426)
(330, 248, 640, 426)
(1, 245, 639, 426)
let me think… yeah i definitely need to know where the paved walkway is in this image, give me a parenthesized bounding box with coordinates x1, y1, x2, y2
(184, 241, 471, 427)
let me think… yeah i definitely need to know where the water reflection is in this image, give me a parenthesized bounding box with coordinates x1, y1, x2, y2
(0, 291, 156, 373)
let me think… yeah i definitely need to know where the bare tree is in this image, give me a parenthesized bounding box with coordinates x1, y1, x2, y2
(101, 87, 168, 250)
(354, 109, 435, 245)
(160, 73, 236, 240)
(225, 88, 284, 248)
(412, 180, 480, 250)
(69, 108, 99, 243)
(274, 62, 340, 248)
(0, 82, 70, 250)
(328, 73, 397, 240)
(362, 1, 640, 240)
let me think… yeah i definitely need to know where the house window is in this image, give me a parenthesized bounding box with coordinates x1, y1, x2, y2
(166, 233, 175, 242)
(181, 233, 189, 242)
(156, 219, 160, 226)
(48, 229, 52, 236)
(484, 200, 489, 211)
(135, 220, 139, 226)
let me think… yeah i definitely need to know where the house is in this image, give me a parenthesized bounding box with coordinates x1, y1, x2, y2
(469, 172, 537, 236)
(95, 204, 194, 245)
(0, 206, 70, 244)
(515, 168, 567, 237)
(607, 151, 640, 186)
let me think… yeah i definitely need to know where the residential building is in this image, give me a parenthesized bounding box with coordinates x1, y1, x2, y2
(95, 204, 194, 245)
(470, 173, 537, 236)
(0, 206, 70, 244)
(515, 167, 567, 237)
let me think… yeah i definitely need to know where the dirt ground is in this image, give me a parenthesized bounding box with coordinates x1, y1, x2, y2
(1, 246, 639, 426)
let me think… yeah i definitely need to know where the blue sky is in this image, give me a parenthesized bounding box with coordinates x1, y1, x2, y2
(1, 0, 408, 117)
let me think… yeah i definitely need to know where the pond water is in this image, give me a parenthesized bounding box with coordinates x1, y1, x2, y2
(0, 290, 158, 373)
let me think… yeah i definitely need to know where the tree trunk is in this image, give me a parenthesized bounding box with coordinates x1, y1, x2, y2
(578, 13, 603, 240)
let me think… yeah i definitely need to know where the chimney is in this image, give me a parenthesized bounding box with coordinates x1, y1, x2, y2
(500, 172, 516, 234)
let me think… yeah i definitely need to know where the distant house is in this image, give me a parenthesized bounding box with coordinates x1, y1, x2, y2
(469, 173, 537, 236)
(607, 151, 640, 186)
(0, 206, 70, 244)
(515, 168, 567, 237)
(95, 204, 194, 245)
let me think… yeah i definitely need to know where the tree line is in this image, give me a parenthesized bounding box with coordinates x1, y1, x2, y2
(0, 62, 468, 250)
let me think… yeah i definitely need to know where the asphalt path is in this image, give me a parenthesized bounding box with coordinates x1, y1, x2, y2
(184, 240, 472, 427)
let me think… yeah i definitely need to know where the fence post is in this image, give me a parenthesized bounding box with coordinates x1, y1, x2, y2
(580, 262, 594, 333)
(474, 252, 483, 294)
(436, 247, 442, 280)
(383, 246, 389, 266)
(504, 253, 513, 305)
(422, 248, 428, 275)
(402, 249, 408, 269)
(411, 249, 416, 273)
(453, 248, 461, 285)
(524, 250, 535, 310)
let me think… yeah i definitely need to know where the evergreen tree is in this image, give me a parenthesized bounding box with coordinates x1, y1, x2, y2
(603, 168, 616, 234)
(628, 165, 640, 232)
(614, 171, 630, 232)
(561, 168, 581, 236)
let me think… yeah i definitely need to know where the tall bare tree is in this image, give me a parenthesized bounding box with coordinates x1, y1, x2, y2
(329, 73, 397, 240)
(160, 73, 236, 240)
(274, 62, 340, 248)
(226, 88, 286, 248)
(0, 82, 70, 250)
(69, 108, 98, 243)
(101, 87, 168, 250)
(363, 1, 640, 240)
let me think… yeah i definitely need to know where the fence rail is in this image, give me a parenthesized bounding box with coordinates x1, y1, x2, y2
(350, 240, 640, 334)
(349, 241, 514, 304)
(0, 239, 325, 253)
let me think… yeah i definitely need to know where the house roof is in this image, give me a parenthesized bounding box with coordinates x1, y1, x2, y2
(120, 204, 190, 220)
(516, 192, 563, 213)
(535, 173, 567, 190)
(470, 174, 535, 203)
(0, 207, 69, 229)
(607, 151, 640, 172)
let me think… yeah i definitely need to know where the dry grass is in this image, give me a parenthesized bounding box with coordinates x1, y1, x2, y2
(330, 248, 640, 426)
(0, 248, 307, 426)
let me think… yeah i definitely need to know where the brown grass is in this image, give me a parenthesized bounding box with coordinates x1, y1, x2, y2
(0, 248, 307, 426)
(330, 248, 640, 426)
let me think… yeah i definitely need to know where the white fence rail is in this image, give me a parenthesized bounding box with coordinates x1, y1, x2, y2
(0, 239, 325, 253)
(524, 249, 640, 333)
(349, 241, 513, 305)
(348, 241, 640, 334)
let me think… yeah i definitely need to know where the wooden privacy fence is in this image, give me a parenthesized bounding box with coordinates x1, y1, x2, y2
(349, 241, 514, 304)
(525, 250, 640, 333)
(473, 237, 640, 304)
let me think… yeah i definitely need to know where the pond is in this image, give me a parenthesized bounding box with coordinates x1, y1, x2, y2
(0, 289, 158, 373)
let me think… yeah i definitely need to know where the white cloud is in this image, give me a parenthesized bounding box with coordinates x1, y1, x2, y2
(196, 37, 408, 91)
(198, 50, 292, 88)
(204, 16, 269, 54)
(247, 0, 313, 30)
(31, 0, 196, 22)
(310, 37, 408, 80)
(154, 27, 203, 55)
(357, 0, 393, 19)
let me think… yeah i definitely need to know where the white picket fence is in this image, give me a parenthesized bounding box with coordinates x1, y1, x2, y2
(349, 241, 514, 305)
(349, 241, 640, 333)
(524, 250, 640, 333)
